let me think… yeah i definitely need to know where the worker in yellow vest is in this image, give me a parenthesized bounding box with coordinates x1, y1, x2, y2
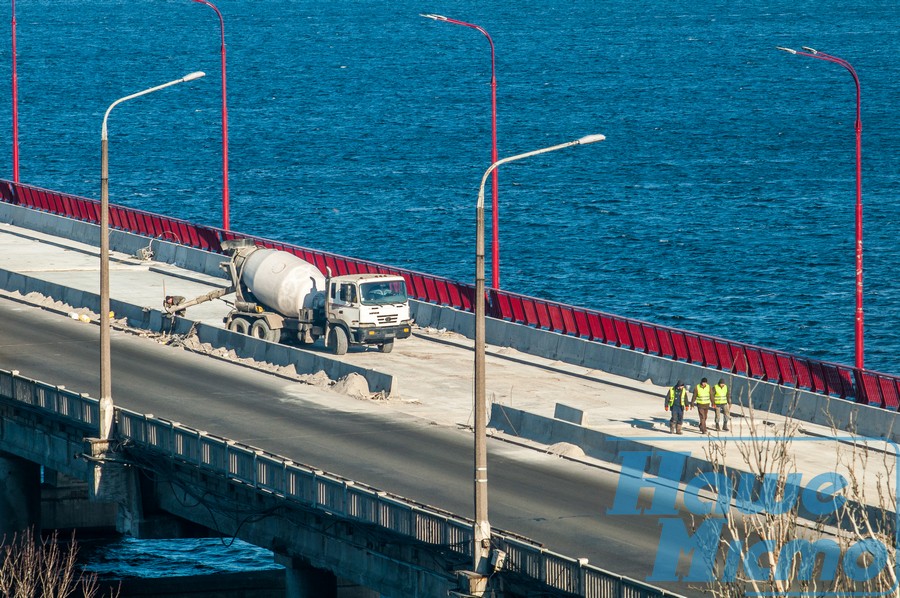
(663, 380, 689, 434)
(691, 377, 712, 433)
(713, 378, 731, 431)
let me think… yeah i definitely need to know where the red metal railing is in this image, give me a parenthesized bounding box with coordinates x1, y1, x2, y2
(3, 180, 895, 410)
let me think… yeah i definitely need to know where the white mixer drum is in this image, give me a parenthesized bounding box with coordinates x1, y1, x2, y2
(240, 249, 326, 316)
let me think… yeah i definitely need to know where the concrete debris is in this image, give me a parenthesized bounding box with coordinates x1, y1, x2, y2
(546, 442, 586, 459)
(297, 371, 332, 387)
(332, 372, 373, 400)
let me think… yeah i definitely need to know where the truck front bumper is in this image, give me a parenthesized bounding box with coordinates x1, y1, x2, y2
(354, 323, 413, 345)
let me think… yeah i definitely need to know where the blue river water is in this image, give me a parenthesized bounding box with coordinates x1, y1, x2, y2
(1, 0, 899, 584)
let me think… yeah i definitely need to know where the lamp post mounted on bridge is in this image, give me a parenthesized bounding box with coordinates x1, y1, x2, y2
(421, 13, 502, 289)
(777, 45, 865, 371)
(470, 133, 605, 593)
(100, 71, 205, 439)
(191, 0, 230, 231)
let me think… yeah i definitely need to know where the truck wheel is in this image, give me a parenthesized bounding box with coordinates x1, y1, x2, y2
(228, 317, 250, 335)
(250, 319, 279, 342)
(328, 327, 349, 355)
(379, 340, 394, 354)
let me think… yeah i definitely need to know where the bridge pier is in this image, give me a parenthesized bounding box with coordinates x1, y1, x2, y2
(279, 555, 337, 597)
(277, 555, 380, 598)
(0, 451, 41, 538)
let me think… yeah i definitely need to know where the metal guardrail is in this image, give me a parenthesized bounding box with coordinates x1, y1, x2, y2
(2, 179, 897, 411)
(0, 367, 681, 597)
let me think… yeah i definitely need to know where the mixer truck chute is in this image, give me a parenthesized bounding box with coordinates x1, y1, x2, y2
(164, 240, 412, 355)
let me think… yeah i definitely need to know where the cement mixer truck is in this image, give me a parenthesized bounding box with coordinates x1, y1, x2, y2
(164, 239, 412, 354)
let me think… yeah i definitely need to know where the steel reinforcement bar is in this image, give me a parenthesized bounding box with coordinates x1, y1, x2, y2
(0, 367, 679, 598)
(2, 180, 896, 409)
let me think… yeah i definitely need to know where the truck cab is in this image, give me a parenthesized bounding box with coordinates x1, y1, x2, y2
(325, 274, 413, 354)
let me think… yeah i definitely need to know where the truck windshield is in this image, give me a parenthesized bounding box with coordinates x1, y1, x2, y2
(360, 280, 408, 305)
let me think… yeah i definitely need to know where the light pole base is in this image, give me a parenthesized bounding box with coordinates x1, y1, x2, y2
(455, 570, 489, 597)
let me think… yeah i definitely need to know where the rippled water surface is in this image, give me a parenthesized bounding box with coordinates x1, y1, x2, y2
(2, 0, 899, 583)
(78, 537, 281, 578)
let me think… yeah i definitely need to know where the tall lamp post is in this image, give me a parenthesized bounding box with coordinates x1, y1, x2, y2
(99, 71, 205, 439)
(777, 46, 864, 370)
(471, 134, 605, 586)
(11, 0, 19, 182)
(421, 13, 501, 289)
(192, 0, 230, 231)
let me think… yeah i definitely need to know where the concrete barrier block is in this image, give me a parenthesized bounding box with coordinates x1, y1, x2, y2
(554, 403, 585, 425)
(556, 335, 586, 366)
(484, 317, 510, 348)
(448, 309, 474, 339)
(524, 329, 561, 361)
(410, 300, 438, 329)
(582, 341, 614, 373)
(489, 403, 523, 436)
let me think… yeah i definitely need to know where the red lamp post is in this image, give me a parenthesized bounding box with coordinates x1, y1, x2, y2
(192, 0, 230, 231)
(778, 45, 864, 370)
(11, 0, 19, 182)
(421, 13, 501, 289)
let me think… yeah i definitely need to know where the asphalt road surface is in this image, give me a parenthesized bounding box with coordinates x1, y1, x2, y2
(0, 296, 699, 596)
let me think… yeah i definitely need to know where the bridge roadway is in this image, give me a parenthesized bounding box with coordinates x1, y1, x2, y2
(0, 219, 894, 597)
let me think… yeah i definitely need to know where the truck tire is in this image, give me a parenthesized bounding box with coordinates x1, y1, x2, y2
(250, 319, 279, 342)
(379, 340, 394, 354)
(327, 327, 349, 355)
(228, 317, 250, 335)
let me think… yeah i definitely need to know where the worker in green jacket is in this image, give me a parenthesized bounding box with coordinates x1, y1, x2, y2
(664, 381, 689, 434)
(713, 378, 731, 431)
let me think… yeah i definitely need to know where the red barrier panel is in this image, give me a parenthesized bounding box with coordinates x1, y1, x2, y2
(614, 319, 632, 349)
(535, 302, 552, 330)
(700, 338, 719, 368)
(422, 277, 440, 304)
(858, 372, 884, 407)
(573, 310, 592, 339)
(671, 333, 689, 361)
(522, 300, 539, 328)
(685, 335, 704, 365)
(585, 313, 605, 343)
(432, 279, 450, 306)
(776, 355, 797, 386)
(714, 341, 734, 372)
(879, 378, 900, 410)
(546, 304, 565, 333)
(642, 324, 661, 355)
(509, 295, 527, 323)
(743, 349, 764, 379)
(793, 358, 813, 390)
(657, 328, 675, 358)
(760, 351, 781, 382)
(628, 322, 646, 352)
(600, 315, 618, 345)
(560, 307, 578, 336)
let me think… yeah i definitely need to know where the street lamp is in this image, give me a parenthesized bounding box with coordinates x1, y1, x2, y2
(99, 71, 205, 439)
(192, 0, 230, 231)
(471, 134, 605, 586)
(421, 13, 501, 289)
(11, 0, 19, 182)
(777, 45, 864, 370)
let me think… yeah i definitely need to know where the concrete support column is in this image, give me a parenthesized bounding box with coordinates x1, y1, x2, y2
(337, 578, 380, 597)
(277, 555, 337, 598)
(0, 452, 40, 538)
